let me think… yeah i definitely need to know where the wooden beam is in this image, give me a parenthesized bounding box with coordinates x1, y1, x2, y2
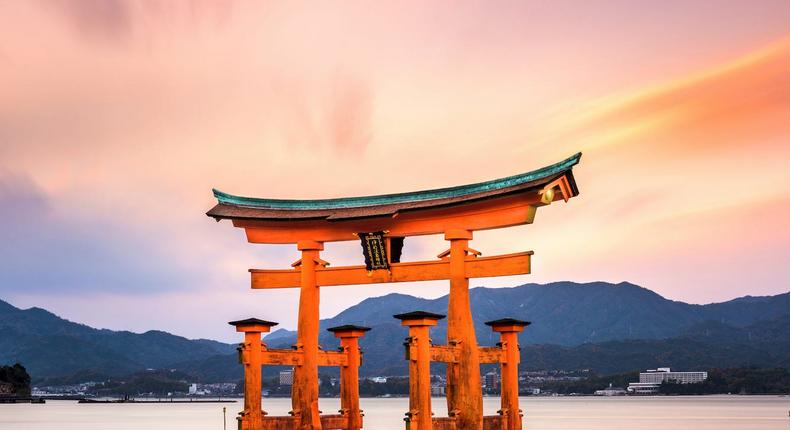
(260, 349, 303, 366)
(235, 194, 540, 244)
(251, 251, 533, 289)
(260, 415, 350, 430)
(430, 345, 460, 363)
(258, 349, 348, 367)
(466, 251, 532, 279)
(319, 414, 349, 430)
(478, 347, 504, 364)
(317, 350, 348, 367)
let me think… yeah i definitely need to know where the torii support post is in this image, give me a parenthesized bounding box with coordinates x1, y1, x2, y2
(328, 325, 371, 430)
(485, 319, 531, 430)
(230, 318, 279, 430)
(444, 229, 482, 430)
(395, 311, 445, 430)
(294, 240, 324, 430)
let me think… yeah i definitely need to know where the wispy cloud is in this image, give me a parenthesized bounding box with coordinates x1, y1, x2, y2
(553, 37, 790, 154)
(0, 170, 204, 295)
(1, 1, 789, 340)
(38, 0, 235, 46)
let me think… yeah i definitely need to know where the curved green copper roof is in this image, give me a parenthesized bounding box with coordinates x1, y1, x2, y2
(213, 152, 581, 211)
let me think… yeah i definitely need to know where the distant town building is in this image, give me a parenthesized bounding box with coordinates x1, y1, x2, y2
(188, 383, 212, 395)
(431, 385, 445, 396)
(484, 372, 500, 392)
(368, 377, 387, 384)
(279, 369, 294, 386)
(627, 368, 708, 394)
(594, 383, 626, 396)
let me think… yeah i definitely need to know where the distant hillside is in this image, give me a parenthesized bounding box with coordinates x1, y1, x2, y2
(182, 282, 790, 380)
(262, 281, 790, 352)
(176, 314, 790, 381)
(283, 282, 790, 349)
(264, 328, 297, 342)
(0, 300, 236, 380)
(3, 281, 790, 381)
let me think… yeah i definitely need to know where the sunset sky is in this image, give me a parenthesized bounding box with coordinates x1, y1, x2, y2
(1, 1, 789, 342)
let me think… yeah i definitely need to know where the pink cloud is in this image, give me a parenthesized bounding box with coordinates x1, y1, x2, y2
(0, 1, 789, 340)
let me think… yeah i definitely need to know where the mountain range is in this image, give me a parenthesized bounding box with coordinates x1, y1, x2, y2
(0, 299, 235, 380)
(2, 281, 789, 382)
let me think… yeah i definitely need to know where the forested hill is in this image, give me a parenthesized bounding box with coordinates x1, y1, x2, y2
(0, 299, 236, 379)
(2, 281, 789, 380)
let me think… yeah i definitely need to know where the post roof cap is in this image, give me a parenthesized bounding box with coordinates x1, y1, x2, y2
(393, 310, 446, 321)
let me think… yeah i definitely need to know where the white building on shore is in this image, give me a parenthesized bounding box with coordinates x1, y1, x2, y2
(594, 383, 626, 396)
(627, 368, 707, 394)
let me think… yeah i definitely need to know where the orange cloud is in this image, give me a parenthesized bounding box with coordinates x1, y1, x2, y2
(2, 1, 790, 339)
(557, 37, 790, 154)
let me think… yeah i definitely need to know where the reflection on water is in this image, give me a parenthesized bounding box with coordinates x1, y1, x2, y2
(2, 396, 790, 430)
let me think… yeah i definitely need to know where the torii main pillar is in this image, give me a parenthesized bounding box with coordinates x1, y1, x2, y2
(293, 240, 324, 430)
(445, 229, 482, 429)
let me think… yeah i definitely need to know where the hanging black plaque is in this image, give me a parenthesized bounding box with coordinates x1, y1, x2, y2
(359, 231, 389, 271)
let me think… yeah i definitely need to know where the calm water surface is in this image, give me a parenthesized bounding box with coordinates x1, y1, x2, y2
(2, 396, 790, 430)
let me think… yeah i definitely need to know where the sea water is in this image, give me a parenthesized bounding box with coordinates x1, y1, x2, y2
(2, 396, 790, 430)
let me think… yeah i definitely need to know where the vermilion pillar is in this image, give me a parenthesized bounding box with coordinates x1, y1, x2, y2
(485, 318, 530, 430)
(294, 240, 324, 430)
(445, 229, 482, 430)
(395, 311, 445, 430)
(229, 318, 278, 430)
(328, 324, 371, 430)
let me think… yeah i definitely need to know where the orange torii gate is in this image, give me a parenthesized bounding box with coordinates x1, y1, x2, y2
(208, 153, 581, 430)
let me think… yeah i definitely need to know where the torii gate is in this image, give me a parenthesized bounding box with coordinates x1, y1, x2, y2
(208, 153, 581, 430)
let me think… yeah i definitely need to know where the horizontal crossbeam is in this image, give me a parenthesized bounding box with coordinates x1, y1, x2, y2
(426, 345, 504, 364)
(317, 350, 348, 367)
(251, 349, 348, 367)
(478, 347, 505, 364)
(430, 345, 459, 363)
(236, 198, 540, 244)
(261, 349, 302, 366)
(260, 414, 350, 430)
(250, 251, 533, 289)
(432, 415, 508, 430)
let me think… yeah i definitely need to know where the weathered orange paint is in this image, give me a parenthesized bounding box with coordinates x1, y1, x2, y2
(259, 415, 349, 430)
(427, 345, 504, 365)
(400, 316, 440, 430)
(477, 347, 505, 364)
(234, 322, 275, 430)
(445, 230, 483, 430)
(293, 241, 323, 430)
(249, 251, 533, 289)
(259, 349, 303, 366)
(234, 194, 544, 244)
(248, 347, 351, 367)
(332, 328, 368, 430)
(490, 324, 528, 430)
(429, 344, 459, 363)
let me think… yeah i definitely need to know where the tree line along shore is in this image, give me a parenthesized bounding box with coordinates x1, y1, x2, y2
(8, 363, 790, 399)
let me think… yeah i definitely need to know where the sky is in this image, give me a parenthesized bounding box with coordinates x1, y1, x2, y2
(1, 1, 789, 342)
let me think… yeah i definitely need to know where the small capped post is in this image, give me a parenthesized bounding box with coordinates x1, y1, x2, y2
(394, 311, 445, 430)
(485, 318, 530, 430)
(229, 318, 278, 430)
(328, 325, 371, 430)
